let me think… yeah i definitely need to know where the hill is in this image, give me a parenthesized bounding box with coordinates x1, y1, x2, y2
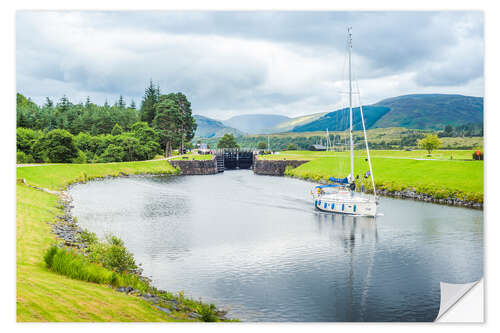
(223, 114, 290, 134)
(291, 106, 390, 132)
(290, 94, 483, 132)
(269, 112, 327, 133)
(372, 94, 483, 129)
(194, 115, 244, 138)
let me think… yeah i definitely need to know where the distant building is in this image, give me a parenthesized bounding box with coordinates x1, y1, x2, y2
(309, 144, 327, 151)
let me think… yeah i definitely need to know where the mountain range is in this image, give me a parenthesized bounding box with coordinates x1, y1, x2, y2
(193, 115, 243, 138)
(194, 94, 483, 138)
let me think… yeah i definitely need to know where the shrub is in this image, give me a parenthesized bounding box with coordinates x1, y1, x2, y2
(111, 123, 123, 136)
(198, 303, 218, 322)
(33, 129, 79, 163)
(87, 235, 137, 273)
(287, 143, 298, 150)
(102, 235, 137, 273)
(99, 144, 126, 162)
(16, 127, 42, 154)
(17, 151, 34, 163)
(71, 150, 87, 164)
(78, 229, 98, 244)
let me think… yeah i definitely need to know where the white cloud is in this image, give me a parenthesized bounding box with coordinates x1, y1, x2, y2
(16, 11, 484, 119)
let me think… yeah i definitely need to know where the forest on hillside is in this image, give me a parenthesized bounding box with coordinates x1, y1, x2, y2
(16, 81, 197, 163)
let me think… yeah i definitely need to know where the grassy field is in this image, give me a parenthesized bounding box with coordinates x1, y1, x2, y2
(170, 154, 213, 161)
(16, 161, 199, 322)
(260, 149, 478, 161)
(17, 160, 178, 191)
(259, 150, 483, 202)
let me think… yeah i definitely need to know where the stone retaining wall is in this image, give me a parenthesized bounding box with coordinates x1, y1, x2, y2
(253, 157, 308, 176)
(169, 157, 218, 175)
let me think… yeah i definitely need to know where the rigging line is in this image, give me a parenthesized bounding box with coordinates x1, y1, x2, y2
(354, 77, 377, 197)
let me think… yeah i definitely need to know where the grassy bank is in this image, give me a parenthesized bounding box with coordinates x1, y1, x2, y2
(16, 160, 222, 322)
(17, 160, 178, 191)
(170, 154, 213, 161)
(260, 149, 478, 161)
(17, 183, 174, 321)
(278, 152, 483, 203)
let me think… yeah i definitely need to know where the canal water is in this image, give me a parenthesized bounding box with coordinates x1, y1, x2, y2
(68, 170, 483, 322)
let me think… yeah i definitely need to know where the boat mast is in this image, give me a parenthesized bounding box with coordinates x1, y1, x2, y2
(348, 27, 354, 178)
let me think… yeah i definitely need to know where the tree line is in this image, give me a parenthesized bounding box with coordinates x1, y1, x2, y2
(16, 81, 197, 163)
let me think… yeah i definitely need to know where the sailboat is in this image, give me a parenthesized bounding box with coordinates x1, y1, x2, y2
(311, 28, 378, 217)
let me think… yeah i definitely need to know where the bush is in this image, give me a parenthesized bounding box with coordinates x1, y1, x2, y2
(33, 129, 79, 163)
(198, 303, 218, 322)
(287, 143, 298, 150)
(87, 235, 137, 273)
(17, 151, 34, 164)
(17, 127, 42, 154)
(99, 144, 126, 162)
(71, 150, 87, 164)
(78, 229, 98, 244)
(111, 123, 123, 136)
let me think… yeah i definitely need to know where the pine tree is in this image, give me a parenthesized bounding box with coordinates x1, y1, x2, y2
(130, 100, 136, 109)
(118, 95, 126, 109)
(85, 96, 91, 108)
(140, 80, 159, 125)
(57, 95, 71, 113)
(44, 97, 54, 108)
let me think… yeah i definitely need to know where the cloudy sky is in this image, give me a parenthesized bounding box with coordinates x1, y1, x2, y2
(16, 11, 483, 120)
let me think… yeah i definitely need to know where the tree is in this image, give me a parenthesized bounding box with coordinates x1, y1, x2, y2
(117, 95, 126, 109)
(287, 143, 298, 150)
(257, 141, 267, 150)
(111, 123, 123, 136)
(176, 93, 197, 154)
(217, 133, 239, 148)
(99, 144, 126, 162)
(444, 124, 453, 137)
(153, 95, 182, 157)
(140, 80, 160, 125)
(418, 134, 441, 155)
(130, 100, 136, 109)
(34, 129, 79, 163)
(44, 97, 54, 108)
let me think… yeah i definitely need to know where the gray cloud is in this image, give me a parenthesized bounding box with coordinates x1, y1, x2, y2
(16, 11, 483, 119)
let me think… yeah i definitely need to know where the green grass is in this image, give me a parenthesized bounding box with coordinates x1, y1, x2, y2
(17, 160, 178, 191)
(284, 154, 483, 203)
(170, 154, 213, 161)
(260, 149, 478, 161)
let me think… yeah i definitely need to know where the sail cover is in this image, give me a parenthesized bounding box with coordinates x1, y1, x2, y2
(315, 184, 342, 189)
(329, 177, 349, 184)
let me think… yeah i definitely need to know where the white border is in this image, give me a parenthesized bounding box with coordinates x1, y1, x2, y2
(2, 1, 497, 332)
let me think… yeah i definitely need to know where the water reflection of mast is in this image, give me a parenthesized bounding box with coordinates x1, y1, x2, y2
(329, 213, 378, 321)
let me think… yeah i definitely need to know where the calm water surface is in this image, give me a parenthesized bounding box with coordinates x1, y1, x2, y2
(69, 170, 483, 322)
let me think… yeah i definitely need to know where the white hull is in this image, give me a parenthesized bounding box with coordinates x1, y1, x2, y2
(313, 195, 377, 217)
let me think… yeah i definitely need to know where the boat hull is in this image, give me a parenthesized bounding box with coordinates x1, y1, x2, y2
(314, 197, 377, 216)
